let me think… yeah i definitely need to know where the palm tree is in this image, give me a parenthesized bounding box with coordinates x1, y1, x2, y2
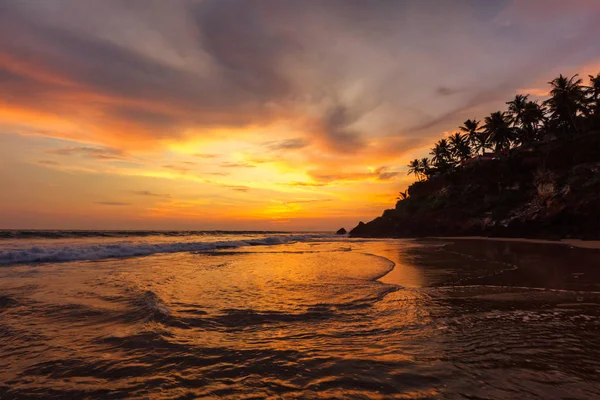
(459, 119, 481, 150)
(407, 159, 423, 181)
(587, 73, 600, 118)
(430, 139, 453, 172)
(519, 101, 546, 143)
(420, 157, 432, 178)
(544, 74, 588, 137)
(397, 190, 408, 201)
(483, 111, 514, 152)
(471, 131, 492, 155)
(506, 94, 529, 128)
(448, 132, 471, 161)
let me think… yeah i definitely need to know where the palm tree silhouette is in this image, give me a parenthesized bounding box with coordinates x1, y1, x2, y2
(430, 139, 453, 172)
(587, 74, 600, 118)
(399, 70, 600, 186)
(471, 130, 492, 155)
(484, 111, 513, 152)
(459, 119, 481, 149)
(506, 94, 529, 128)
(519, 101, 546, 143)
(448, 132, 471, 161)
(407, 159, 423, 181)
(544, 74, 588, 137)
(420, 158, 432, 178)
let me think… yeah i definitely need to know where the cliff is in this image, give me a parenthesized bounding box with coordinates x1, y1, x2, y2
(350, 133, 600, 240)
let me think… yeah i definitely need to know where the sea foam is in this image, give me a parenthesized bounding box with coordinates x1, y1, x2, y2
(0, 234, 328, 266)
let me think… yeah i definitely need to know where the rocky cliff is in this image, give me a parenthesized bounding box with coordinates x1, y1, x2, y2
(350, 133, 600, 240)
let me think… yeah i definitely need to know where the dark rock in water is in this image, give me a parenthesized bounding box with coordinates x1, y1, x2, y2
(350, 133, 600, 240)
(336, 228, 347, 235)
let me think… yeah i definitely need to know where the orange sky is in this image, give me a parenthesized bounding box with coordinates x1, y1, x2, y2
(1, 0, 599, 230)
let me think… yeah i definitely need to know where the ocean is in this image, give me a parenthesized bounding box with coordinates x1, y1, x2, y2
(1, 231, 599, 399)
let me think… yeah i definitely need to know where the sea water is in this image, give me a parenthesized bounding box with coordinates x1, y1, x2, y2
(1, 232, 599, 398)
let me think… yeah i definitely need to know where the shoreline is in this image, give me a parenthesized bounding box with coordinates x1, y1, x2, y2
(426, 236, 600, 250)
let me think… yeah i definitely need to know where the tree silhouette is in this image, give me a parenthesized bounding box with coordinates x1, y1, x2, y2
(544, 74, 588, 137)
(471, 130, 492, 155)
(448, 132, 472, 161)
(519, 101, 546, 143)
(430, 138, 453, 172)
(420, 157, 432, 178)
(507, 94, 529, 128)
(402, 70, 600, 186)
(397, 190, 408, 200)
(587, 74, 600, 120)
(484, 111, 513, 152)
(459, 119, 481, 146)
(407, 159, 423, 181)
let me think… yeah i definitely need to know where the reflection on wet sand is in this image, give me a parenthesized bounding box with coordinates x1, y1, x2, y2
(426, 238, 600, 291)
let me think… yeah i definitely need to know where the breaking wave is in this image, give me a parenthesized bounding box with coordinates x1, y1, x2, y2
(0, 230, 287, 240)
(0, 234, 329, 266)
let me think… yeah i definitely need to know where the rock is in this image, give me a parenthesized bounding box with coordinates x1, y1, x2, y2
(336, 228, 347, 235)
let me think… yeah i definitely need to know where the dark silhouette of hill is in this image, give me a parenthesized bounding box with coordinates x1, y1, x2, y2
(351, 73, 600, 239)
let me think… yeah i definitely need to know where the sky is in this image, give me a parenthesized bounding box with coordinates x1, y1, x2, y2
(1, 0, 600, 231)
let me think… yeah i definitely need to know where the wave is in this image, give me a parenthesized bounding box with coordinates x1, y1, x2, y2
(0, 230, 290, 240)
(0, 234, 330, 266)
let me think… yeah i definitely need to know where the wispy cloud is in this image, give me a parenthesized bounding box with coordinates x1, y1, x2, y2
(266, 138, 309, 151)
(162, 164, 190, 173)
(194, 154, 219, 159)
(37, 160, 60, 166)
(284, 181, 328, 187)
(131, 190, 171, 198)
(309, 167, 399, 183)
(95, 201, 131, 206)
(48, 146, 129, 161)
(223, 185, 250, 192)
(220, 162, 256, 168)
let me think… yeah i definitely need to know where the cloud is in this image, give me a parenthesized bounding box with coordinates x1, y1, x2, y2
(131, 190, 171, 198)
(223, 185, 250, 192)
(162, 164, 190, 173)
(317, 104, 366, 153)
(2, 0, 599, 159)
(95, 201, 131, 206)
(285, 199, 332, 205)
(284, 181, 328, 187)
(194, 154, 219, 159)
(266, 138, 309, 151)
(48, 146, 128, 161)
(437, 87, 463, 96)
(37, 160, 60, 166)
(309, 166, 399, 183)
(2, 0, 600, 217)
(210, 182, 251, 192)
(220, 162, 256, 168)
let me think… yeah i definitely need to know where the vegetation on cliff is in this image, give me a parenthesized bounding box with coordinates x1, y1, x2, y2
(351, 73, 600, 239)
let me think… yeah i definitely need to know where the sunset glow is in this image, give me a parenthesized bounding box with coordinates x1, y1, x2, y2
(1, 0, 600, 230)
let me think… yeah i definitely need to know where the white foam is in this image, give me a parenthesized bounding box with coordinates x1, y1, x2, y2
(0, 234, 330, 266)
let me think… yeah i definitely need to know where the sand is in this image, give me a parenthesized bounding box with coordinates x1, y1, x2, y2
(429, 236, 600, 250)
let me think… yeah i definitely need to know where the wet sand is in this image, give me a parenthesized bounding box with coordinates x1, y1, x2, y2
(431, 236, 600, 250)
(420, 237, 600, 292)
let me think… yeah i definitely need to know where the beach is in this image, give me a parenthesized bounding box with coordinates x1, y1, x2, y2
(1, 232, 599, 398)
